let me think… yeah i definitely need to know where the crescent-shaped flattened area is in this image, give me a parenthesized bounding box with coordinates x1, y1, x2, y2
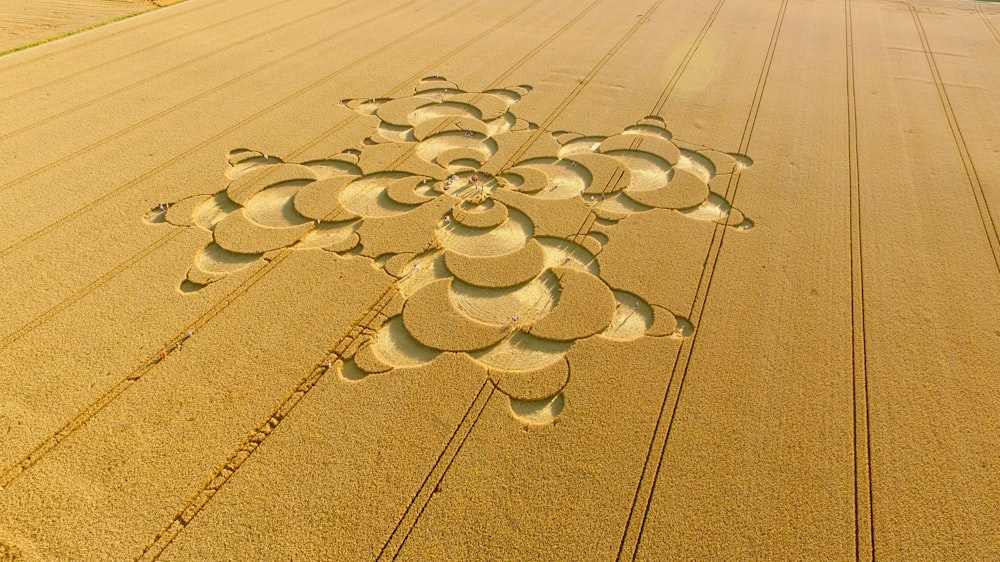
(648, 304, 681, 337)
(452, 200, 508, 229)
(470, 331, 569, 371)
(370, 315, 440, 368)
(302, 155, 362, 179)
(439, 207, 533, 257)
(605, 149, 672, 193)
(624, 123, 673, 140)
(186, 264, 226, 286)
(413, 116, 489, 141)
(164, 194, 210, 227)
(444, 239, 545, 289)
(565, 152, 632, 195)
(697, 149, 740, 175)
(300, 222, 359, 251)
(495, 356, 569, 401)
(414, 77, 460, 93)
(353, 343, 394, 374)
(410, 101, 483, 124)
(509, 394, 565, 425)
(447, 92, 509, 122)
(194, 192, 240, 230)
(625, 168, 709, 209)
(600, 133, 680, 165)
(601, 291, 654, 341)
(529, 267, 616, 342)
(244, 185, 310, 227)
(385, 176, 436, 206)
(293, 176, 361, 222)
(593, 205, 630, 222)
(501, 166, 549, 194)
(376, 97, 435, 127)
(536, 237, 600, 275)
(558, 135, 604, 157)
(325, 232, 360, 253)
(415, 132, 497, 167)
(227, 163, 316, 206)
(434, 147, 488, 169)
(514, 158, 589, 199)
(402, 278, 510, 352)
(579, 234, 603, 257)
(212, 209, 310, 254)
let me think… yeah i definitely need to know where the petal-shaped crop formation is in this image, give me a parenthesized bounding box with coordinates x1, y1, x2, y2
(152, 77, 755, 424)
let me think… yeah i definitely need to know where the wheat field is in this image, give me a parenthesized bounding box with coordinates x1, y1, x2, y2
(1, 0, 999, 560)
